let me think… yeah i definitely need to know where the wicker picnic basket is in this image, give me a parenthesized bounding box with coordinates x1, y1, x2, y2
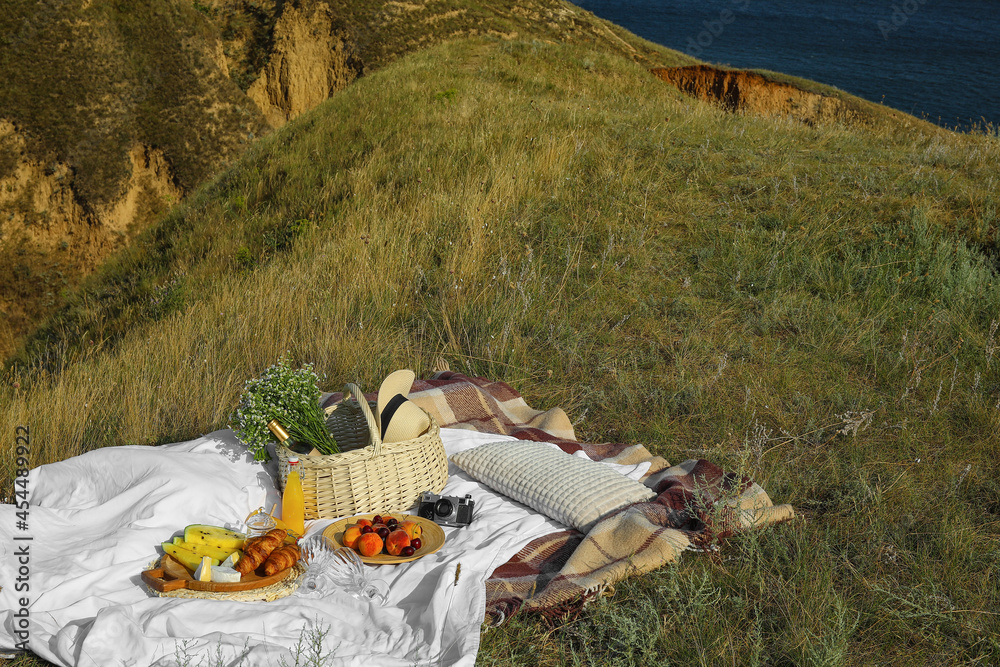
(275, 383, 448, 520)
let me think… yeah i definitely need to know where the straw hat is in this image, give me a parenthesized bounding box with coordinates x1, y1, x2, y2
(382, 399, 430, 443)
(377, 370, 428, 442)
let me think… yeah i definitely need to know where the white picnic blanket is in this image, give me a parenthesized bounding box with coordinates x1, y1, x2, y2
(0, 428, 568, 666)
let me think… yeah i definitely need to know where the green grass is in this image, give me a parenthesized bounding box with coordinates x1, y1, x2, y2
(0, 0, 689, 364)
(4, 34, 1000, 666)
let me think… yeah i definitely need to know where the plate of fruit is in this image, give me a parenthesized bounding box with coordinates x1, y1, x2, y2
(322, 513, 445, 564)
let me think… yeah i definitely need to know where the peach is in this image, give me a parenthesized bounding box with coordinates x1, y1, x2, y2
(385, 529, 411, 556)
(356, 518, 373, 528)
(342, 525, 363, 549)
(356, 532, 383, 558)
(399, 520, 423, 541)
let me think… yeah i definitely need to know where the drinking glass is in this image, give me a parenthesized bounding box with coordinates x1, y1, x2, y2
(244, 511, 277, 538)
(297, 534, 389, 605)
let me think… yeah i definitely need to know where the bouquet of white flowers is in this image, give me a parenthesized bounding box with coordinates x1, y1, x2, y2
(231, 357, 339, 461)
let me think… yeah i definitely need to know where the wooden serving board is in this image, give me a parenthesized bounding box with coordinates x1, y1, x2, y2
(141, 555, 293, 593)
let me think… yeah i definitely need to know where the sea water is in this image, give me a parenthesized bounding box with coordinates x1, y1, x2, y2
(574, 0, 999, 131)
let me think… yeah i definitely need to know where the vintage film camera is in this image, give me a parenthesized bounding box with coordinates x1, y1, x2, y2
(418, 492, 475, 527)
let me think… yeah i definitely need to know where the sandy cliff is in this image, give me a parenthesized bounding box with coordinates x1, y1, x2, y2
(651, 65, 865, 125)
(650, 65, 941, 133)
(247, 3, 362, 128)
(0, 120, 183, 355)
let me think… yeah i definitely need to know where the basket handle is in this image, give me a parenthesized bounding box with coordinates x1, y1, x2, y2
(344, 383, 382, 456)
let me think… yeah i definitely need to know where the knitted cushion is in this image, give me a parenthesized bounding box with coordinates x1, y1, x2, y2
(450, 440, 656, 531)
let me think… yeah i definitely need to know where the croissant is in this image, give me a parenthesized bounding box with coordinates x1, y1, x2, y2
(236, 529, 286, 575)
(262, 544, 300, 575)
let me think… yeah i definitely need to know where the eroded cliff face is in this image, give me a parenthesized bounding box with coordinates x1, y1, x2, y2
(0, 120, 181, 356)
(0, 0, 267, 360)
(236, 0, 675, 129)
(247, 3, 362, 128)
(651, 65, 866, 126)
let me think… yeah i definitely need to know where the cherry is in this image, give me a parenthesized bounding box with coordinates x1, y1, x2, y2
(376, 526, 390, 539)
(372, 515, 383, 525)
(401, 546, 415, 557)
(386, 518, 399, 529)
(410, 538, 422, 550)
(361, 525, 373, 534)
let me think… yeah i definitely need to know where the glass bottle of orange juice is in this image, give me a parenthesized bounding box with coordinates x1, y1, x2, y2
(282, 457, 305, 538)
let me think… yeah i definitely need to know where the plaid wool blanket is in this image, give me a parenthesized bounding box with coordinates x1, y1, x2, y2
(404, 372, 795, 623)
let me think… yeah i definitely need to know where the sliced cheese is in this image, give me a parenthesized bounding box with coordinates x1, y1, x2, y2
(221, 551, 240, 569)
(194, 556, 213, 582)
(211, 566, 242, 583)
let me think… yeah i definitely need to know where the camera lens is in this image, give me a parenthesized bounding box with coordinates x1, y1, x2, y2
(435, 498, 453, 517)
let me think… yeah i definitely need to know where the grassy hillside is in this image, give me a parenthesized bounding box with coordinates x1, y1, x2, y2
(0, 0, 675, 210)
(5, 33, 1000, 666)
(0, 0, 687, 361)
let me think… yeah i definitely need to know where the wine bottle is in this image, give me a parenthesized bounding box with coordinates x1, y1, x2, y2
(267, 419, 314, 456)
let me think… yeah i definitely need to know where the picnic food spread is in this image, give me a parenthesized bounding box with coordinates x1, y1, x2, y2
(143, 522, 299, 594)
(160, 524, 247, 575)
(343, 514, 423, 557)
(138, 367, 785, 614)
(323, 513, 446, 564)
(141, 368, 455, 598)
(4, 371, 794, 666)
(236, 528, 295, 575)
(144, 509, 443, 592)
